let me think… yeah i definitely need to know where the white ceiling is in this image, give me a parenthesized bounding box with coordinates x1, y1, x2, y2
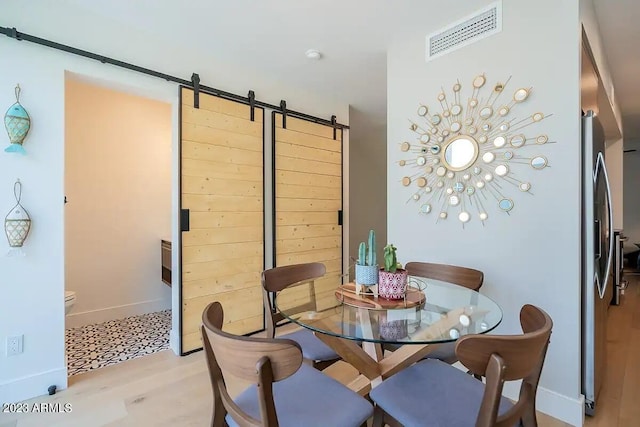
(3, 0, 638, 136)
(593, 0, 640, 142)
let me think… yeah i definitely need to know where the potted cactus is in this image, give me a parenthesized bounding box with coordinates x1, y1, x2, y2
(355, 230, 379, 296)
(378, 244, 408, 299)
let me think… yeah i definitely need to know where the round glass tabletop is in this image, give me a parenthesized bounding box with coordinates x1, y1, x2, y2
(274, 275, 503, 345)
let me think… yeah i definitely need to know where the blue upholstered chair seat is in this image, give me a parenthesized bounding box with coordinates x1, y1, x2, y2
(226, 363, 373, 427)
(280, 329, 339, 362)
(370, 359, 514, 427)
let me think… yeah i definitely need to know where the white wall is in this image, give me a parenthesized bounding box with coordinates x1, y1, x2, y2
(0, 10, 349, 405)
(349, 106, 387, 273)
(606, 138, 624, 230)
(580, 0, 623, 134)
(64, 78, 172, 328)
(623, 152, 640, 242)
(387, 1, 583, 425)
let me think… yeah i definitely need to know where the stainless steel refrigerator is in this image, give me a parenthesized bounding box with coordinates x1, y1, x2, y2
(582, 110, 614, 416)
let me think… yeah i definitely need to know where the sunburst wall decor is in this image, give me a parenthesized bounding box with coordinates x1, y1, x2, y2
(399, 73, 554, 225)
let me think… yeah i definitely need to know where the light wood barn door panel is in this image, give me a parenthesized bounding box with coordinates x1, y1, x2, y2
(180, 88, 264, 354)
(273, 113, 343, 312)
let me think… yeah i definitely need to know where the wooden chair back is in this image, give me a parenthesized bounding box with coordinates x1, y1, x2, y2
(404, 261, 484, 291)
(454, 304, 553, 427)
(201, 301, 304, 427)
(261, 262, 326, 338)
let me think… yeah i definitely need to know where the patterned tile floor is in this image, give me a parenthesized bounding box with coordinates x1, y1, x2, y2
(66, 310, 171, 376)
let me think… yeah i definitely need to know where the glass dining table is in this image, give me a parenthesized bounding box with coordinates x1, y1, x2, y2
(274, 275, 503, 393)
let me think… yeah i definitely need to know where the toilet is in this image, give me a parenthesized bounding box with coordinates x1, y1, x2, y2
(65, 291, 76, 315)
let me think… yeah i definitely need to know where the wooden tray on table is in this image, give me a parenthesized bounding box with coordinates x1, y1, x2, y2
(335, 282, 426, 310)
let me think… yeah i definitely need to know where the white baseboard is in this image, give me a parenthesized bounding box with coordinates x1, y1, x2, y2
(0, 367, 67, 404)
(169, 329, 179, 355)
(65, 298, 171, 328)
(502, 381, 585, 426)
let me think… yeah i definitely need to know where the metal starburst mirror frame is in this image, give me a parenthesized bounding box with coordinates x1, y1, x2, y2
(399, 73, 554, 225)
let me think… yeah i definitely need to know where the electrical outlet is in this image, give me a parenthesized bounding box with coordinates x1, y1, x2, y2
(7, 335, 23, 356)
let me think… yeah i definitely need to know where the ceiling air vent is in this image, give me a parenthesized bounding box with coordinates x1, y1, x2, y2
(426, 1, 502, 61)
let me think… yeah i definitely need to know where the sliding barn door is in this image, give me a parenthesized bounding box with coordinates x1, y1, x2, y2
(180, 87, 264, 354)
(273, 113, 343, 310)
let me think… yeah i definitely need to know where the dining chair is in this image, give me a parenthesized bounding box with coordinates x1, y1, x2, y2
(261, 262, 340, 370)
(370, 304, 553, 427)
(386, 261, 484, 364)
(201, 301, 373, 427)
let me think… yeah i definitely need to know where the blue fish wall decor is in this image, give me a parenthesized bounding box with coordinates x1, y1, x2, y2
(4, 85, 31, 155)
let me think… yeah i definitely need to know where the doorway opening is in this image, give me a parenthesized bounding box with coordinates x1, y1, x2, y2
(64, 74, 173, 377)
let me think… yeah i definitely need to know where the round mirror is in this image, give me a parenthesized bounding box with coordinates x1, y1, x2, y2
(519, 182, 531, 191)
(401, 142, 411, 151)
(416, 177, 427, 187)
(449, 195, 460, 206)
(536, 135, 548, 144)
(420, 133, 430, 143)
(498, 106, 509, 116)
(473, 75, 486, 88)
(532, 112, 544, 122)
(438, 93, 446, 101)
(482, 152, 495, 163)
(417, 105, 428, 116)
(498, 198, 514, 211)
(424, 186, 432, 193)
(476, 181, 485, 188)
(504, 151, 514, 160)
(442, 136, 479, 171)
(421, 204, 432, 213)
(484, 173, 493, 182)
(439, 212, 448, 219)
(416, 156, 426, 166)
(479, 107, 493, 119)
(466, 187, 475, 195)
(458, 212, 471, 223)
(495, 165, 509, 176)
(402, 177, 411, 186)
(469, 98, 478, 107)
(446, 171, 455, 179)
(453, 83, 461, 92)
(413, 194, 420, 200)
(514, 88, 529, 102)
(478, 135, 488, 143)
(499, 123, 510, 132)
(465, 118, 474, 125)
(510, 135, 525, 148)
(432, 114, 442, 125)
(531, 156, 548, 169)
(493, 136, 506, 148)
(451, 122, 462, 132)
(430, 145, 441, 154)
(451, 104, 462, 116)
(436, 166, 446, 176)
(479, 212, 488, 220)
(399, 160, 406, 166)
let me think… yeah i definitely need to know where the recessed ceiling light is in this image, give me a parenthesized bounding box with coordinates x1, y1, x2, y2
(305, 49, 322, 60)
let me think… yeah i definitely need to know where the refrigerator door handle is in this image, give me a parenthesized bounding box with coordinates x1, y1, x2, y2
(595, 151, 614, 299)
(594, 219, 601, 260)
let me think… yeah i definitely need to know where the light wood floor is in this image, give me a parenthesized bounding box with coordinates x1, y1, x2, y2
(584, 273, 640, 427)
(6, 278, 640, 427)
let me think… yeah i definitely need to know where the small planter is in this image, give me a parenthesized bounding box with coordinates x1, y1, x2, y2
(378, 268, 408, 300)
(355, 264, 379, 297)
(355, 264, 379, 286)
